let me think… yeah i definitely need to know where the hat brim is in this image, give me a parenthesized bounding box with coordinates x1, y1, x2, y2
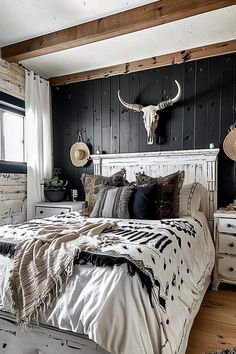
(223, 128, 236, 161)
(70, 142, 90, 167)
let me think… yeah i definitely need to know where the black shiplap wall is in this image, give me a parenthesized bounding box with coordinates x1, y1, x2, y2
(52, 53, 236, 206)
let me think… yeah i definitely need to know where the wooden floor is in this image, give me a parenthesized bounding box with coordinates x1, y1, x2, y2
(186, 284, 236, 354)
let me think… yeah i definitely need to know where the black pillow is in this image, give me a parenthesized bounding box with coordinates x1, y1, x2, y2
(129, 184, 156, 219)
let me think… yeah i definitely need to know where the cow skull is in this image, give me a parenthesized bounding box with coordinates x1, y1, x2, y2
(118, 80, 181, 145)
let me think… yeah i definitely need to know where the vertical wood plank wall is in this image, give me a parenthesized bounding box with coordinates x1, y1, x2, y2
(52, 53, 236, 206)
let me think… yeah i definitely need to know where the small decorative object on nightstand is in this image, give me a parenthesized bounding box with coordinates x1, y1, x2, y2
(42, 168, 68, 202)
(34, 201, 84, 219)
(213, 208, 236, 290)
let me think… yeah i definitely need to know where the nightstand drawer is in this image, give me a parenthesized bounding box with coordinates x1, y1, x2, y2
(219, 234, 236, 255)
(218, 218, 236, 234)
(218, 256, 236, 280)
(35, 207, 70, 219)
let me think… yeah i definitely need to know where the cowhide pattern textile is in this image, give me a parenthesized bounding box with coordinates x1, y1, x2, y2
(136, 171, 185, 219)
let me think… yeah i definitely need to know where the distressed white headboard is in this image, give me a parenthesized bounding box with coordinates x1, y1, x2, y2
(91, 149, 219, 231)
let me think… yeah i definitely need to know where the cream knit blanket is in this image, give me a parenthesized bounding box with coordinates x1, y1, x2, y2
(9, 219, 116, 326)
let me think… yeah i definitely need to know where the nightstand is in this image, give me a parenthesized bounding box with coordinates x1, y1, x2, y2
(34, 201, 84, 219)
(213, 208, 236, 290)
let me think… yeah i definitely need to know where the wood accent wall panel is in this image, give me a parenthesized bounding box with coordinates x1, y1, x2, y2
(219, 55, 235, 207)
(110, 76, 120, 154)
(52, 53, 236, 205)
(0, 58, 25, 100)
(195, 59, 208, 149)
(171, 64, 184, 150)
(0, 173, 26, 225)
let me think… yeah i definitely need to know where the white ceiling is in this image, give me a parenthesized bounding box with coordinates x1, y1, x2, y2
(0, 0, 157, 46)
(0, 1, 236, 79)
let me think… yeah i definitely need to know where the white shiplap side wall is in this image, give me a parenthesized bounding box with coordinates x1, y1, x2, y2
(0, 174, 27, 225)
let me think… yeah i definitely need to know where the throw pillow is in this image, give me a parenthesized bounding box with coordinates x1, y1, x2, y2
(179, 182, 207, 217)
(129, 184, 157, 219)
(90, 186, 134, 219)
(136, 171, 185, 219)
(81, 170, 126, 211)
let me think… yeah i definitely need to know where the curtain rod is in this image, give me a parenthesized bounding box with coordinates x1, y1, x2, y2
(17, 63, 48, 81)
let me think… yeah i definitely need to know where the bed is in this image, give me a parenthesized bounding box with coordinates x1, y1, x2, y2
(0, 148, 219, 354)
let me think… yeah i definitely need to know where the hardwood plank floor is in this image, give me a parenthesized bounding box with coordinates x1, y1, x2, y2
(186, 284, 236, 354)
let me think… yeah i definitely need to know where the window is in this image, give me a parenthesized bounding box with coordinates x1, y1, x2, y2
(0, 91, 26, 174)
(0, 109, 25, 162)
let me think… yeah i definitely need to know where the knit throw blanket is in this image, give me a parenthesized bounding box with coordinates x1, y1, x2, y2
(1, 216, 116, 326)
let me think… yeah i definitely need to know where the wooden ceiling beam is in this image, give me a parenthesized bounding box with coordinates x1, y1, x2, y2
(49, 39, 236, 86)
(2, 0, 236, 63)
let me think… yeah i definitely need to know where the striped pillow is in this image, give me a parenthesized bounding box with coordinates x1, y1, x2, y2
(90, 186, 134, 219)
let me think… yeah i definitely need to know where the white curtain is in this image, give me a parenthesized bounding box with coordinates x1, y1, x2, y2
(25, 71, 52, 220)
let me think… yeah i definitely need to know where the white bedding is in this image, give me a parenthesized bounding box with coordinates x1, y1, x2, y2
(0, 212, 214, 354)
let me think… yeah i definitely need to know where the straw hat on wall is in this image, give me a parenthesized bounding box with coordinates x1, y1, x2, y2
(223, 125, 236, 161)
(70, 142, 90, 167)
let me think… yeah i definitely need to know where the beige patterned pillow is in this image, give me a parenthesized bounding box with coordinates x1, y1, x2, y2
(136, 171, 185, 219)
(81, 170, 126, 211)
(179, 182, 207, 217)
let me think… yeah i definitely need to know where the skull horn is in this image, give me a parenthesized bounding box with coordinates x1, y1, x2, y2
(156, 80, 181, 111)
(171, 80, 181, 103)
(118, 90, 143, 112)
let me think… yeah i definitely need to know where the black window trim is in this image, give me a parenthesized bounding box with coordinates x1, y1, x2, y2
(0, 91, 26, 174)
(0, 91, 25, 115)
(0, 160, 27, 174)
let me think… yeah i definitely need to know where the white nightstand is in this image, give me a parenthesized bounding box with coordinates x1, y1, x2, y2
(34, 201, 84, 219)
(213, 208, 236, 290)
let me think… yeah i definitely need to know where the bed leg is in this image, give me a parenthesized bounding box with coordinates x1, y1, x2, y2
(212, 277, 220, 291)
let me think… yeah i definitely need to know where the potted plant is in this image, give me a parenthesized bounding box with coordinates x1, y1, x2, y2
(43, 168, 68, 202)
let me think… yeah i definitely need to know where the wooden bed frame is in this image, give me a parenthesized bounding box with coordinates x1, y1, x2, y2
(92, 148, 219, 232)
(0, 148, 219, 354)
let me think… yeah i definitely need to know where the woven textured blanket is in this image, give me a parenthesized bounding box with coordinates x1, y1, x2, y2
(0, 215, 116, 326)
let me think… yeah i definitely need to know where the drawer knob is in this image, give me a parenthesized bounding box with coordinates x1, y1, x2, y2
(40, 210, 43, 214)
(229, 242, 234, 248)
(227, 224, 232, 228)
(229, 267, 234, 272)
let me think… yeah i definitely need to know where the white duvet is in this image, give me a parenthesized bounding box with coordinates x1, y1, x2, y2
(0, 212, 214, 354)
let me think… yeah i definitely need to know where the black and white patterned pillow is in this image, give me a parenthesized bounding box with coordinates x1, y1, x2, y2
(90, 186, 134, 219)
